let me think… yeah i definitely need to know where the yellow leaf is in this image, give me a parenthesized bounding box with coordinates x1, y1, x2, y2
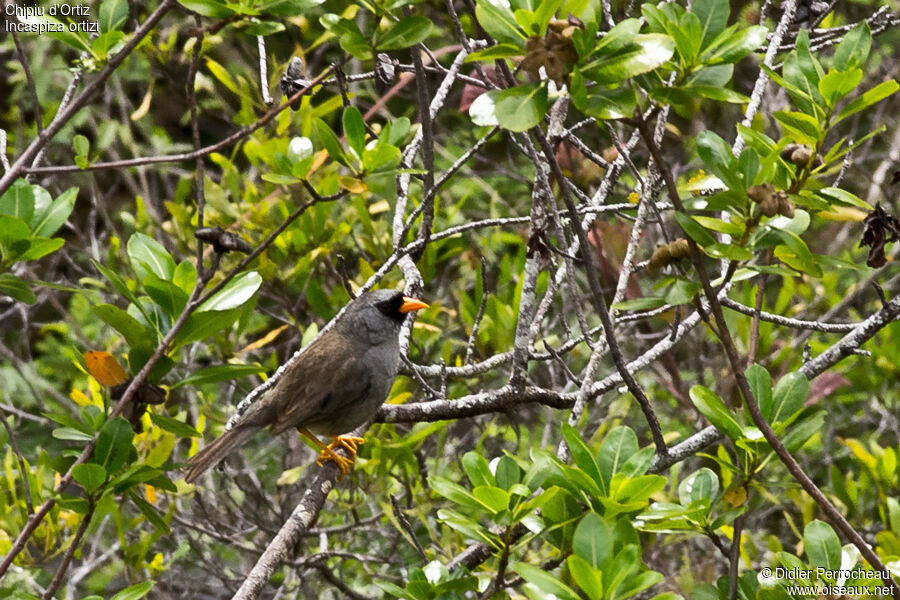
(70, 389, 92, 407)
(819, 206, 867, 222)
(276, 465, 305, 486)
(369, 200, 390, 214)
(308, 149, 329, 175)
(338, 176, 368, 194)
(145, 484, 157, 504)
(388, 392, 413, 405)
(839, 437, 878, 470)
(724, 485, 748, 507)
(413, 321, 441, 333)
(238, 324, 289, 355)
(130, 87, 153, 121)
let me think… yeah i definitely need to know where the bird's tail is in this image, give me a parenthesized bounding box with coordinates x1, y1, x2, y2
(184, 423, 261, 483)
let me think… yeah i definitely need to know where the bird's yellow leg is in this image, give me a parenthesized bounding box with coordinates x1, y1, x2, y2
(296, 427, 354, 480)
(329, 436, 365, 456)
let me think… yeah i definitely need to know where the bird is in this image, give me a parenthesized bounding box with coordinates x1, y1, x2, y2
(184, 289, 428, 483)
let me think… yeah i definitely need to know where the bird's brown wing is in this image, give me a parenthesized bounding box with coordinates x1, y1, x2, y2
(267, 330, 372, 436)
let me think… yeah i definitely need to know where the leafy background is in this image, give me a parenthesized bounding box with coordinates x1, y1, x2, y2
(1, 0, 899, 598)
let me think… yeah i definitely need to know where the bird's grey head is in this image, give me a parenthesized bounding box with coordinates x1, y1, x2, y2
(339, 289, 428, 344)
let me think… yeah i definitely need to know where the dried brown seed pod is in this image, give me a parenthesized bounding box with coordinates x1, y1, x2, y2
(760, 197, 778, 217)
(775, 192, 795, 218)
(648, 244, 673, 270)
(747, 183, 775, 203)
(790, 145, 813, 166)
(780, 143, 804, 161)
(670, 238, 690, 259)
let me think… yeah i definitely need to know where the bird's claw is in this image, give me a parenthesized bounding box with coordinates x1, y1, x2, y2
(314, 436, 365, 481)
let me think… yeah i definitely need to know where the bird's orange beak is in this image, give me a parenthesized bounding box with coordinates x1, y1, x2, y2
(399, 296, 429, 313)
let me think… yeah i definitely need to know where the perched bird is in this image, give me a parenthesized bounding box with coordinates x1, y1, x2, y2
(184, 289, 428, 483)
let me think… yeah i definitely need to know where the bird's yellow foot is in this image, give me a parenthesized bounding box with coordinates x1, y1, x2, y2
(314, 436, 364, 481)
(330, 435, 365, 456)
(314, 445, 355, 480)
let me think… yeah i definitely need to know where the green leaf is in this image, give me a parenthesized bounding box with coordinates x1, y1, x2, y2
(703, 243, 753, 261)
(475, 0, 526, 45)
(613, 474, 667, 504)
(110, 581, 156, 600)
(818, 68, 862, 108)
(73, 463, 107, 491)
(833, 21, 871, 71)
(688, 85, 750, 103)
(94, 417, 134, 473)
(16, 237, 65, 262)
(314, 118, 349, 167)
(319, 15, 371, 59)
(494, 455, 521, 490)
(670, 12, 701, 65)
(143, 273, 188, 318)
(567, 555, 603, 600)
(674, 213, 717, 247)
(128, 490, 169, 533)
(73, 134, 90, 161)
(678, 467, 719, 505)
(175, 309, 240, 346)
(834, 79, 899, 124)
(817, 187, 871, 209)
(149, 413, 201, 438)
(596, 426, 638, 488)
(430, 476, 488, 512)
(30, 187, 76, 237)
(436, 507, 499, 547)
(377, 16, 432, 50)
(53, 427, 95, 441)
(570, 74, 638, 119)
(745, 364, 774, 421)
(690, 385, 744, 441)
(512, 562, 581, 600)
(562, 424, 606, 493)
(612, 297, 667, 311)
(257, 0, 325, 15)
(362, 143, 402, 173)
(494, 83, 548, 132)
(773, 111, 820, 146)
(804, 520, 841, 573)
(0, 179, 35, 223)
(127, 233, 175, 283)
(782, 411, 824, 452)
(466, 43, 524, 62)
(583, 34, 675, 84)
(92, 304, 153, 349)
(462, 452, 495, 488)
(342, 106, 366, 160)
(172, 363, 266, 389)
(92, 259, 142, 308)
(0, 273, 36, 303)
(702, 25, 767, 64)
(99, 0, 128, 32)
(770, 372, 808, 424)
(178, 0, 233, 17)
(693, 0, 729, 48)
(696, 130, 741, 190)
(664, 278, 700, 305)
(0, 214, 33, 250)
(472, 486, 510, 514)
(198, 271, 262, 311)
(572, 511, 612, 567)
